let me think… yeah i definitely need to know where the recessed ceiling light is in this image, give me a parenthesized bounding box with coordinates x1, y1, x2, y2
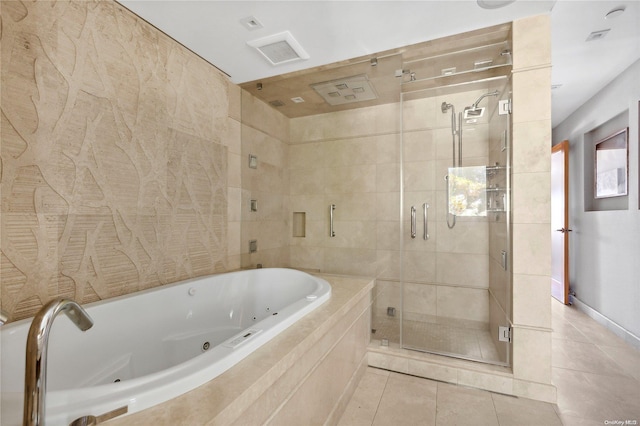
(291, 97, 305, 103)
(240, 16, 263, 31)
(605, 6, 626, 19)
(476, 0, 516, 9)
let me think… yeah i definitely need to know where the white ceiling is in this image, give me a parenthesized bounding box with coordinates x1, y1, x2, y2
(119, 0, 640, 127)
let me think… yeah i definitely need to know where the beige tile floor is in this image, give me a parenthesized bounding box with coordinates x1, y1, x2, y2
(339, 299, 640, 425)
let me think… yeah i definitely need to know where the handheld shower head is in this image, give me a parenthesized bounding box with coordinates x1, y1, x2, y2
(441, 102, 453, 114)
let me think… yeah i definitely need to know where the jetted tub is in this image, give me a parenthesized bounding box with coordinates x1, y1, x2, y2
(0, 268, 330, 425)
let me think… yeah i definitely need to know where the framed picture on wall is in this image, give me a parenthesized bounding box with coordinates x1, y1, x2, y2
(594, 128, 628, 198)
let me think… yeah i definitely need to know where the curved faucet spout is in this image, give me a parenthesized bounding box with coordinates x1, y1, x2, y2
(23, 298, 94, 426)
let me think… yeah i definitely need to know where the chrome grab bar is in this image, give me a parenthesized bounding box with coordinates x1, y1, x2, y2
(410, 206, 416, 239)
(329, 204, 336, 237)
(423, 203, 429, 240)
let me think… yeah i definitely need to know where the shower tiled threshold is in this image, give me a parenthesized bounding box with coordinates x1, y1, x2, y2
(366, 313, 549, 402)
(372, 314, 502, 365)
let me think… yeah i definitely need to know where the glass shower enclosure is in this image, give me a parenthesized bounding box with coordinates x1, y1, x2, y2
(400, 78, 511, 365)
(372, 41, 513, 366)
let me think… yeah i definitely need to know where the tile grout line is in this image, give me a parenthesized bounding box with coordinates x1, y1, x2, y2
(370, 372, 391, 426)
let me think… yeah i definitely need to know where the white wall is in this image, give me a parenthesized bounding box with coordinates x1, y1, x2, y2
(552, 59, 640, 340)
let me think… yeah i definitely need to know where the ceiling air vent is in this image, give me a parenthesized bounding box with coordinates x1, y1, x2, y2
(247, 31, 309, 66)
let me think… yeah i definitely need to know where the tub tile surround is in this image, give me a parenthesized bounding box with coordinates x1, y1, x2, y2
(0, 0, 235, 321)
(106, 274, 374, 425)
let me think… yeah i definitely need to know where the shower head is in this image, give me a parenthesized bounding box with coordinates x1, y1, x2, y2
(470, 90, 500, 111)
(463, 90, 500, 119)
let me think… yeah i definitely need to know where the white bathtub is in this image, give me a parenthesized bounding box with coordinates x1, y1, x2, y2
(0, 268, 330, 425)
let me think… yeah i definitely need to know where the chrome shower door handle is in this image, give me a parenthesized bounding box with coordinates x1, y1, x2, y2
(423, 203, 429, 240)
(410, 206, 416, 239)
(329, 204, 336, 237)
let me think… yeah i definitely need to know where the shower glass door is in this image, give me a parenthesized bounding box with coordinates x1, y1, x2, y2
(398, 77, 512, 366)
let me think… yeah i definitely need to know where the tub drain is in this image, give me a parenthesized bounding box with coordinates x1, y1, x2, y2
(202, 341, 210, 351)
(114, 378, 121, 383)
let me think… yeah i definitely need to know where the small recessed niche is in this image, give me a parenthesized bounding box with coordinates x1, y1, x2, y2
(248, 154, 258, 169)
(250, 199, 258, 212)
(292, 212, 306, 237)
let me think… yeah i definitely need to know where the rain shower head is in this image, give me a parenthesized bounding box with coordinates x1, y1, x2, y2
(463, 90, 500, 119)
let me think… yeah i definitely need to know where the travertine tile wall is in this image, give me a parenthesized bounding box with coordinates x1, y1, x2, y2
(289, 103, 399, 276)
(510, 14, 554, 397)
(1, 0, 236, 321)
(289, 87, 499, 330)
(240, 90, 290, 268)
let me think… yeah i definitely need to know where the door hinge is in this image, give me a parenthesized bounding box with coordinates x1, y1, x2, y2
(498, 99, 512, 115)
(499, 326, 512, 343)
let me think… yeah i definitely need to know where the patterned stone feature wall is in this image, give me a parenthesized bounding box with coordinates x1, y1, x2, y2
(1, 0, 230, 321)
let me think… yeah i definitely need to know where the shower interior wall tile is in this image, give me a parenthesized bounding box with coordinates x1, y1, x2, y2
(403, 161, 438, 191)
(332, 194, 378, 221)
(324, 248, 378, 276)
(289, 246, 324, 271)
(325, 136, 379, 166)
(435, 221, 489, 254)
(436, 253, 489, 288)
(437, 286, 490, 325)
(241, 90, 289, 143)
(376, 163, 400, 193)
(376, 250, 401, 281)
(402, 97, 436, 131)
(403, 283, 437, 317)
(403, 130, 435, 161)
(325, 165, 377, 194)
(290, 103, 399, 143)
(377, 134, 400, 164)
(402, 250, 437, 283)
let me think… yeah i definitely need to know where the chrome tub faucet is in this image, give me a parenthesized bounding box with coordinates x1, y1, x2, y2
(23, 298, 94, 426)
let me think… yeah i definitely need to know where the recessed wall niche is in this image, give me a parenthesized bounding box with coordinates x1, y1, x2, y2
(584, 111, 629, 211)
(292, 212, 306, 237)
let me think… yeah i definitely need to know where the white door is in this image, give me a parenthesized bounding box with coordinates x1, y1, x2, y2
(551, 140, 570, 304)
